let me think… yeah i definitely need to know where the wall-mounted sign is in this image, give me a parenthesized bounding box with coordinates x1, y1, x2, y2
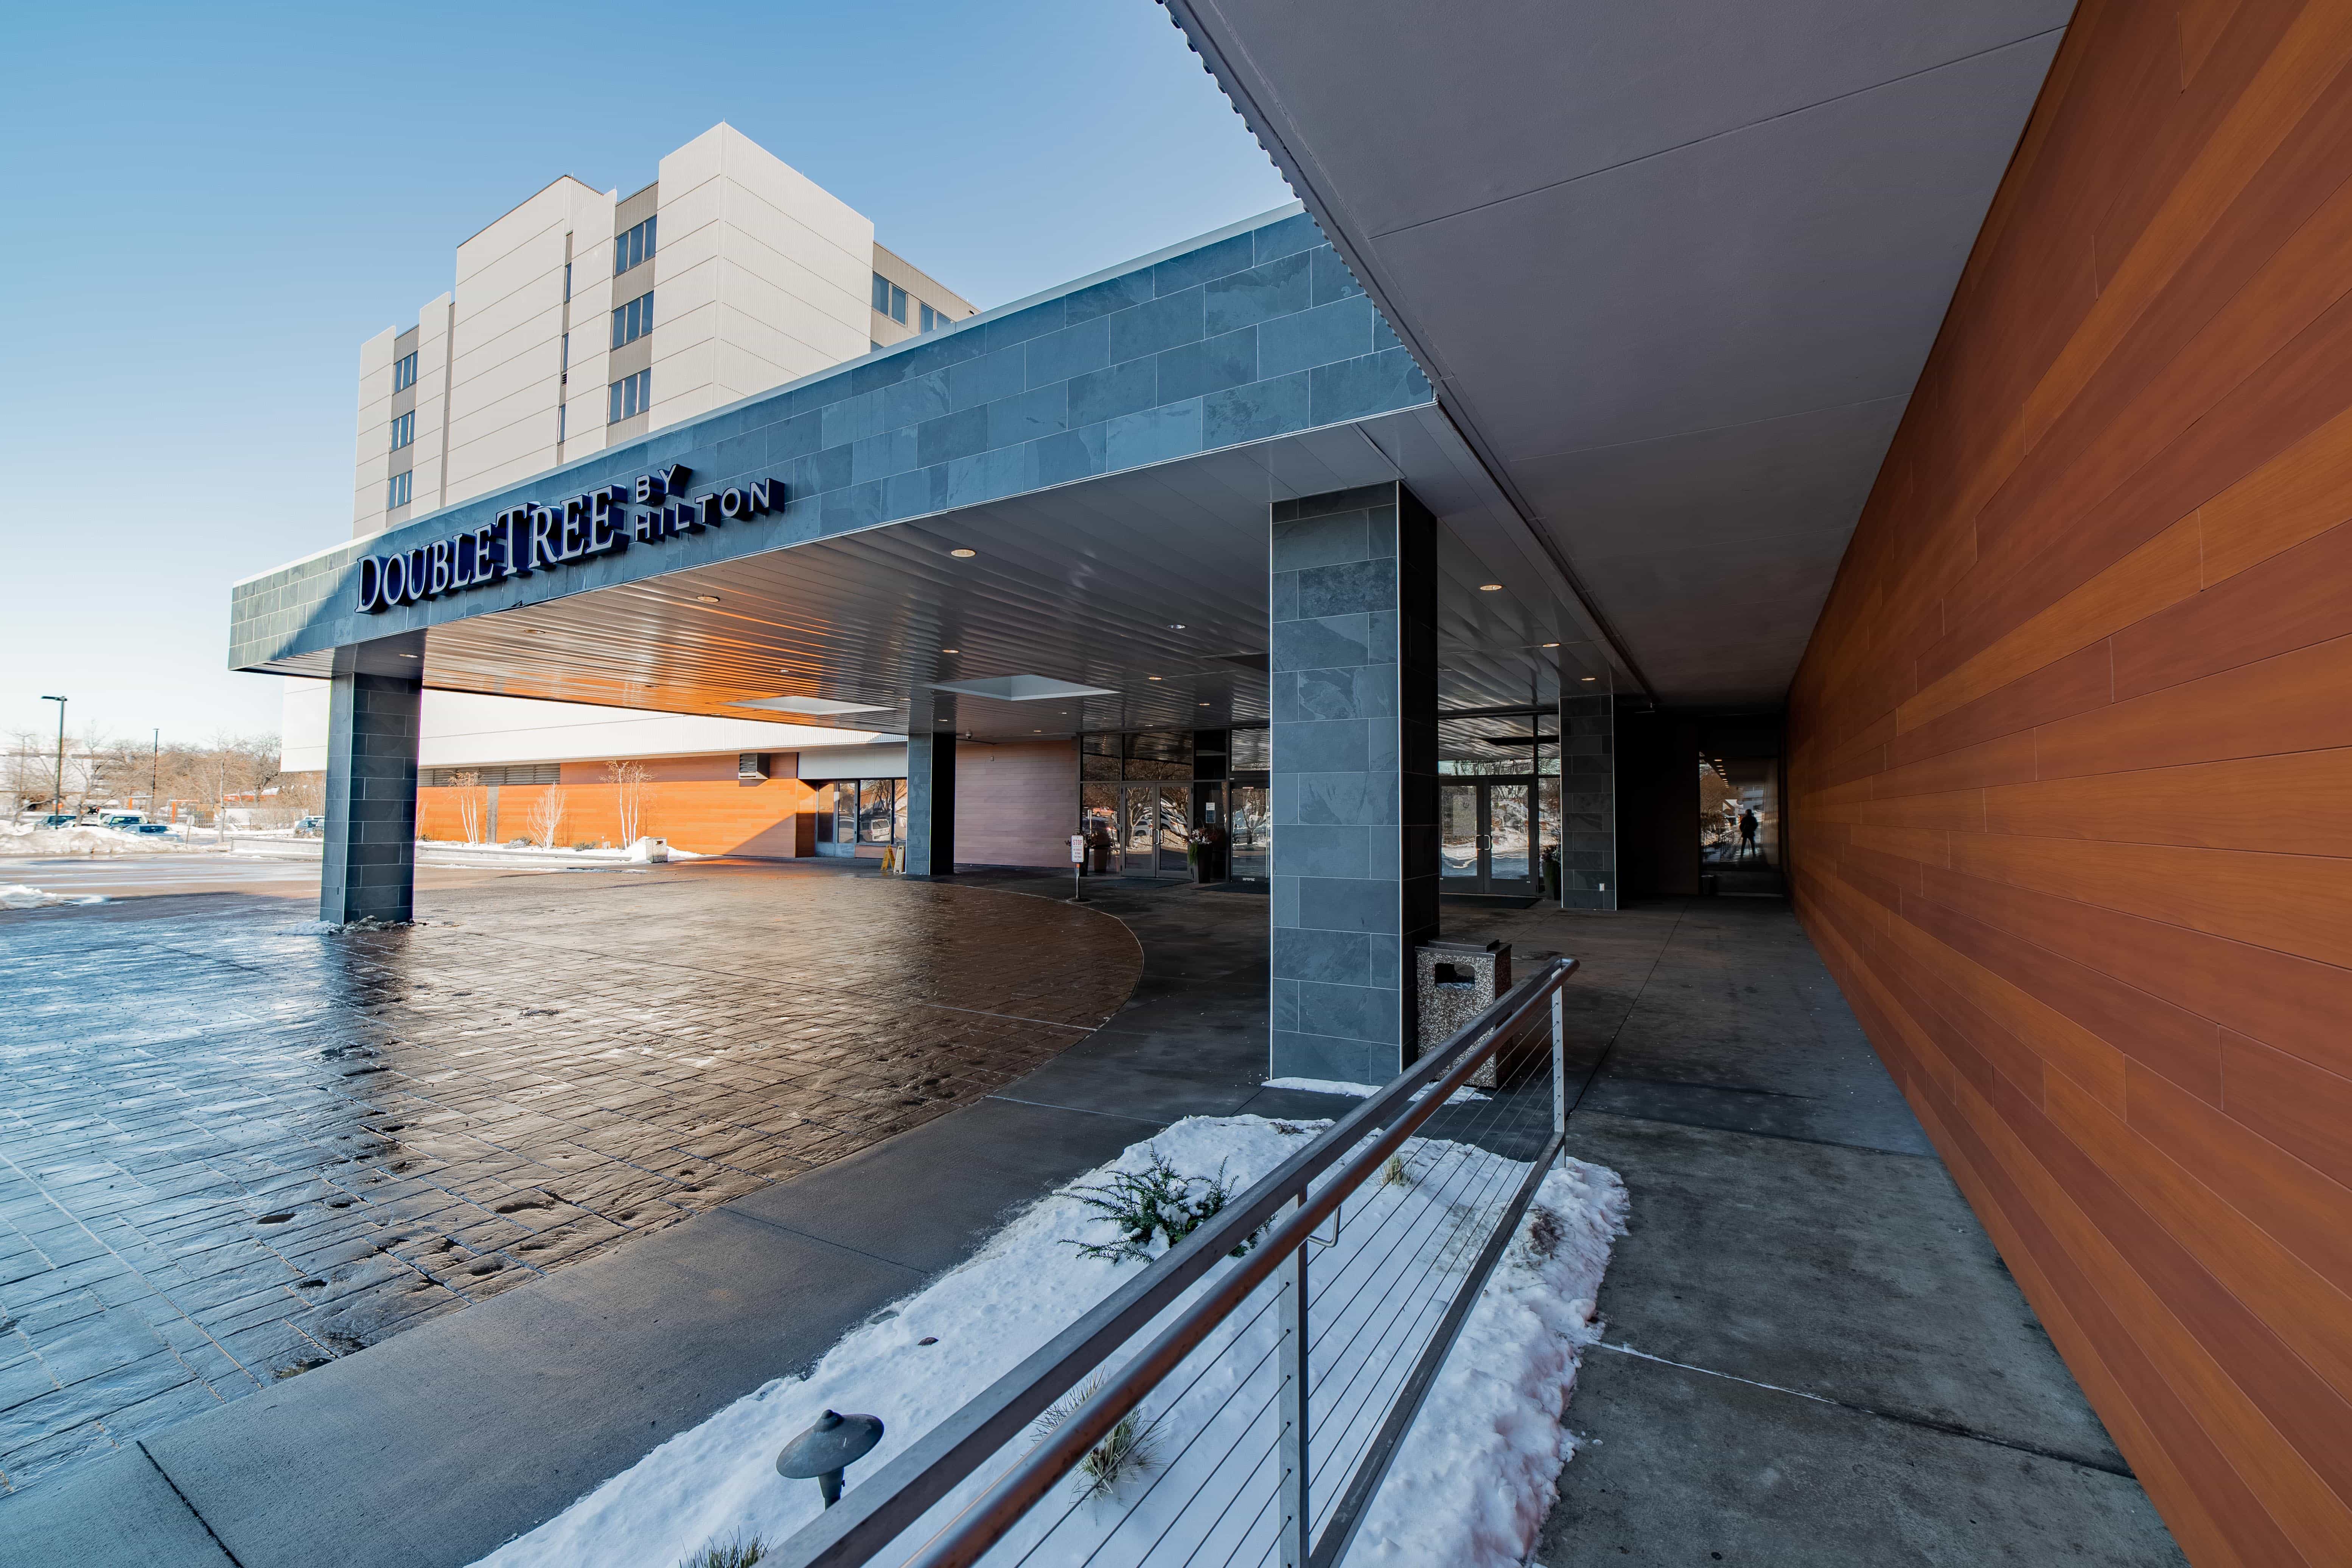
(354, 465, 784, 613)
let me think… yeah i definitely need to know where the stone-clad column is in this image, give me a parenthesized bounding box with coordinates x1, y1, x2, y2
(320, 640, 423, 926)
(1558, 692, 1617, 909)
(902, 733, 957, 877)
(1268, 482, 1439, 1082)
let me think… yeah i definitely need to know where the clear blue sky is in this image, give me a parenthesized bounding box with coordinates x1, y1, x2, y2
(0, 0, 1290, 748)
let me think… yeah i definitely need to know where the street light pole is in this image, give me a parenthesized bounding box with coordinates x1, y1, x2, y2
(150, 729, 160, 819)
(41, 696, 66, 819)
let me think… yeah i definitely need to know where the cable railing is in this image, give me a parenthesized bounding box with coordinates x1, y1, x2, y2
(774, 955, 1581, 1568)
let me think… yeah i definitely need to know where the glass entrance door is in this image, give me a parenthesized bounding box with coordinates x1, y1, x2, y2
(1439, 778, 1543, 895)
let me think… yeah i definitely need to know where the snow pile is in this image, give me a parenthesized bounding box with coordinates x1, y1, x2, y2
(0, 825, 192, 857)
(471, 1115, 1624, 1568)
(0, 884, 105, 909)
(414, 838, 706, 861)
(1265, 1075, 1490, 1106)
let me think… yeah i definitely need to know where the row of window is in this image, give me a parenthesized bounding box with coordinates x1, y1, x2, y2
(871, 272, 957, 334)
(390, 410, 415, 451)
(392, 350, 418, 392)
(386, 470, 412, 509)
(818, 779, 905, 847)
(612, 289, 653, 349)
(617, 216, 656, 275)
(609, 368, 650, 423)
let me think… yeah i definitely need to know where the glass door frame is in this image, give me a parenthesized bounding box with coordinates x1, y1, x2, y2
(1439, 775, 1545, 895)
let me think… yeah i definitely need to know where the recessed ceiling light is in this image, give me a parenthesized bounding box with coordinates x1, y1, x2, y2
(398, 653, 420, 659)
(1583, 676, 1597, 682)
(1541, 642, 1559, 649)
(1169, 623, 1186, 630)
(1199, 702, 1210, 707)
(1147, 676, 1163, 682)
(693, 594, 721, 604)
(949, 548, 977, 558)
(1479, 583, 1503, 592)
(941, 647, 959, 654)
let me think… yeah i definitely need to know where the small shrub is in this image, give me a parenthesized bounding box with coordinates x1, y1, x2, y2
(1032, 1377, 1156, 1499)
(1380, 1153, 1413, 1190)
(681, 1534, 766, 1568)
(1523, 1204, 1566, 1261)
(1065, 1156, 1253, 1263)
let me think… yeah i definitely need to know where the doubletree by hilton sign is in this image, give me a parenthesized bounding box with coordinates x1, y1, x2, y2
(355, 465, 783, 612)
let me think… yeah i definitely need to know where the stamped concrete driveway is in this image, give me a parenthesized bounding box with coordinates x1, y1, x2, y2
(0, 862, 1141, 1496)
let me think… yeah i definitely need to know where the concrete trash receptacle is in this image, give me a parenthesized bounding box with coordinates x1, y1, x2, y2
(1418, 939, 1519, 1088)
(628, 837, 670, 863)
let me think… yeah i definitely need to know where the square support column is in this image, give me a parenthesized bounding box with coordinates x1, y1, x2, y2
(903, 733, 957, 877)
(1559, 692, 1617, 909)
(1268, 482, 1439, 1082)
(321, 640, 422, 926)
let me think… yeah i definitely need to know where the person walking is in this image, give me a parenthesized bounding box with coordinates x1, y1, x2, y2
(1737, 807, 1759, 861)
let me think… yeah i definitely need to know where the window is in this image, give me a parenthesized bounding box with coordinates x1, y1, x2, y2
(389, 410, 415, 451)
(920, 302, 953, 333)
(392, 351, 418, 392)
(616, 215, 656, 275)
(557, 403, 567, 444)
(563, 261, 573, 301)
(608, 368, 650, 423)
(561, 331, 569, 370)
(871, 272, 907, 323)
(386, 470, 412, 509)
(611, 290, 654, 349)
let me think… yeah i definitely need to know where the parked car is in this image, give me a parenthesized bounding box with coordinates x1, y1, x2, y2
(293, 815, 325, 837)
(124, 822, 174, 836)
(39, 813, 77, 828)
(99, 813, 145, 828)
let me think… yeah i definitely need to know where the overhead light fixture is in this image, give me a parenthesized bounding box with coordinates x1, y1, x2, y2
(693, 594, 721, 604)
(941, 647, 959, 654)
(1199, 702, 1211, 707)
(1479, 583, 1503, 592)
(1169, 623, 1186, 630)
(1146, 676, 1163, 682)
(949, 548, 977, 558)
(1582, 676, 1597, 682)
(398, 653, 420, 659)
(1541, 642, 1560, 649)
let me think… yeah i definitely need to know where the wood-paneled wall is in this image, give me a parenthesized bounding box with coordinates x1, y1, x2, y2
(417, 753, 819, 857)
(954, 739, 1076, 868)
(1788, 5, 2352, 1562)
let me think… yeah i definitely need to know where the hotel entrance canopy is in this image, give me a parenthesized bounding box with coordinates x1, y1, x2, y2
(230, 207, 1621, 743)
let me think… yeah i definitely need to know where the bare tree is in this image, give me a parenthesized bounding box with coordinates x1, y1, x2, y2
(527, 787, 566, 850)
(448, 770, 485, 844)
(606, 760, 650, 847)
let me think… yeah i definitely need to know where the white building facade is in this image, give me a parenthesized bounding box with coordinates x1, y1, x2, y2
(352, 122, 974, 538)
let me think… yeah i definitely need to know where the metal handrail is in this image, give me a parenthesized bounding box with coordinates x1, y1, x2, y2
(776, 955, 1580, 1568)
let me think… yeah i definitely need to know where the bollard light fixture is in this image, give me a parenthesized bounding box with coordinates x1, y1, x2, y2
(776, 1409, 885, 1509)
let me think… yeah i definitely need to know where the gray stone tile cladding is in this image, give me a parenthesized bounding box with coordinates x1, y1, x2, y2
(227, 207, 1429, 674)
(1268, 483, 1439, 1084)
(1560, 693, 1618, 911)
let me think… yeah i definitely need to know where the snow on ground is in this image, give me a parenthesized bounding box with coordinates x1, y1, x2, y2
(0, 825, 198, 857)
(0, 883, 107, 909)
(472, 1115, 1625, 1568)
(1264, 1075, 1491, 1106)
(412, 838, 707, 862)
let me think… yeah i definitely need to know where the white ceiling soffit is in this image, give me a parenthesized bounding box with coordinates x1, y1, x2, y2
(930, 675, 1120, 701)
(727, 694, 899, 716)
(1161, 0, 2073, 707)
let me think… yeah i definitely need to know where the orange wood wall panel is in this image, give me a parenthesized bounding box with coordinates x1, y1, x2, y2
(417, 753, 818, 857)
(1788, 5, 2352, 1560)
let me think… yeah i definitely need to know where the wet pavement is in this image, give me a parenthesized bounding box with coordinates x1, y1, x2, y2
(0, 862, 1140, 1496)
